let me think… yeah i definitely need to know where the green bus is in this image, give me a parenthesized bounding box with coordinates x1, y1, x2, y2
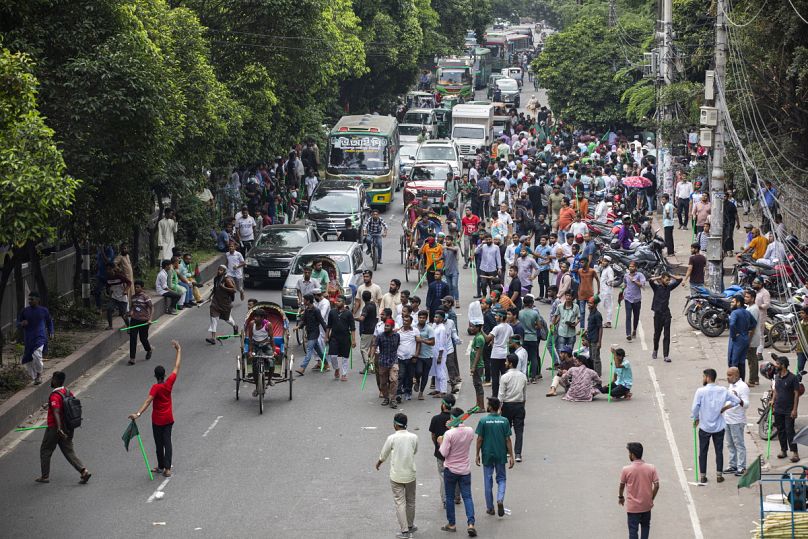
(326, 115, 400, 210)
(472, 47, 492, 89)
(435, 57, 474, 98)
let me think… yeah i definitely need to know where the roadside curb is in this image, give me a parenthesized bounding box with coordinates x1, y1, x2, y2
(0, 254, 224, 440)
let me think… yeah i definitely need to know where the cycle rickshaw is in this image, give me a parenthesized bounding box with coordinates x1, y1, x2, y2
(400, 203, 442, 282)
(235, 301, 294, 414)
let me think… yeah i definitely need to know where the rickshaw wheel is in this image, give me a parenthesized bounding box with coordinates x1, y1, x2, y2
(235, 367, 240, 401)
(399, 236, 405, 264)
(405, 254, 411, 282)
(258, 368, 265, 415)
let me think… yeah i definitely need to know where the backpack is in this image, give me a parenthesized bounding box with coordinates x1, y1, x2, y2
(58, 389, 83, 430)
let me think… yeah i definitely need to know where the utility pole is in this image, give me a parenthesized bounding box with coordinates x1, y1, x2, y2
(706, 0, 727, 291)
(657, 0, 674, 198)
(608, 0, 617, 27)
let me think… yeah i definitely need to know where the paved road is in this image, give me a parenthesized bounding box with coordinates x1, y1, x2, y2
(0, 82, 778, 538)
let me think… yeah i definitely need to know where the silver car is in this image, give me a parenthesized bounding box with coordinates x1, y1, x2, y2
(281, 241, 368, 313)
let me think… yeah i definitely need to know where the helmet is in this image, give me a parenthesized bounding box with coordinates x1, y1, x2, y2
(759, 361, 777, 381)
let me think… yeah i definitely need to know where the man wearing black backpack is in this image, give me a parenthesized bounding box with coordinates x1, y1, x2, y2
(36, 370, 91, 484)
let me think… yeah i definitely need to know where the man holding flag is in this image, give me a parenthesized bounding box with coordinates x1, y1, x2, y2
(128, 340, 182, 477)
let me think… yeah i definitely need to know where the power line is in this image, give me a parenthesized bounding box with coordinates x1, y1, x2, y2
(787, 0, 808, 24)
(722, 0, 767, 27)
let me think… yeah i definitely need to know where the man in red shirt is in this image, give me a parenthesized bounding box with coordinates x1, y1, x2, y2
(461, 207, 481, 269)
(129, 340, 182, 477)
(619, 442, 660, 539)
(36, 370, 91, 484)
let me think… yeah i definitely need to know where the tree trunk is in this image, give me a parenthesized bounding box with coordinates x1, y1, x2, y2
(132, 226, 141, 278)
(26, 241, 49, 306)
(72, 237, 82, 294)
(0, 249, 23, 366)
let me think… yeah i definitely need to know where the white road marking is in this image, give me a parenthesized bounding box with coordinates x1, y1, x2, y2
(648, 365, 704, 539)
(146, 478, 171, 503)
(638, 322, 648, 351)
(202, 416, 223, 437)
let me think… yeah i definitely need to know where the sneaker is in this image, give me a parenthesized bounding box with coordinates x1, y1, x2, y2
(408, 526, 418, 533)
(33, 375, 42, 385)
(389, 402, 398, 409)
(716, 474, 724, 483)
(626, 335, 632, 342)
(723, 466, 737, 474)
(396, 395, 402, 403)
(651, 350, 657, 360)
(791, 452, 801, 463)
(497, 501, 505, 517)
(735, 469, 746, 476)
(146, 350, 153, 360)
(664, 357, 671, 363)
(699, 475, 708, 484)
(396, 533, 411, 539)
(404, 393, 412, 401)
(515, 454, 522, 462)
(381, 399, 390, 406)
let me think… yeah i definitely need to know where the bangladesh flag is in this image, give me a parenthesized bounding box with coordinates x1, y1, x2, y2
(737, 455, 761, 489)
(122, 420, 139, 452)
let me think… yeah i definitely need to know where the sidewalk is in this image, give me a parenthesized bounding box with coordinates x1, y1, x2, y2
(0, 253, 224, 439)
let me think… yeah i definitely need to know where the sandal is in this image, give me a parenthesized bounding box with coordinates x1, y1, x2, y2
(79, 470, 92, 484)
(441, 525, 457, 533)
(151, 467, 165, 474)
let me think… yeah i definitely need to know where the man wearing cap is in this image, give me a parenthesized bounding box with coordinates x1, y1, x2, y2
(376, 413, 419, 539)
(17, 291, 54, 385)
(375, 319, 401, 408)
(499, 353, 527, 462)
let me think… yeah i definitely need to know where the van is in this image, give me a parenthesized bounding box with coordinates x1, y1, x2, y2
(402, 108, 438, 139)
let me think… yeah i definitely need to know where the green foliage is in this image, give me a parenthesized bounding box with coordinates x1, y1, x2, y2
(534, 13, 648, 126)
(0, 47, 80, 248)
(0, 364, 28, 392)
(49, 295, 101, 330)
(175, 195, 216, 250)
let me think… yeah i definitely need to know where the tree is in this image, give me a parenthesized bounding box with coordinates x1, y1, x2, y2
(0, 47, 80, 359)
(533, 13, 648, 127)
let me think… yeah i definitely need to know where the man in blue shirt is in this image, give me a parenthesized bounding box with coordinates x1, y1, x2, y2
(17, 291, 54, 385)
(760, 179, 778, 216)
(727, 294, 756, 381)
(691, 368, 742, 484)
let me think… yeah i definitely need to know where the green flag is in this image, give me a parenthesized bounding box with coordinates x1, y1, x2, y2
(737, 455, 761, 489)
(122, 420, 139, 452)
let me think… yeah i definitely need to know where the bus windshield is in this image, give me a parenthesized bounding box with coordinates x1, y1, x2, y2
(328, 135, 390, 175)
(438, 69, 470, 85)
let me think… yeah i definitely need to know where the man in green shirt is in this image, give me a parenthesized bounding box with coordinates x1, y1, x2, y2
(475, 397, 515, 518)
(310, 259, 330, 291)
(518, 296, 544, 383)
(469, 323, 486, 412)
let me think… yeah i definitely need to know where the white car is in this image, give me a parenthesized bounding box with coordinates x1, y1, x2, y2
(399, 123, 428, 145)
(399, 144, 419, 182)
(415, 139, 462, 178)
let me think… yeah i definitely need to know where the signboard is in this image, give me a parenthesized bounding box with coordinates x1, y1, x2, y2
(331, 135, 387, 150)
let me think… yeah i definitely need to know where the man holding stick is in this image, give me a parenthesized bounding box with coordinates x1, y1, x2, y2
(128, 280, 154, 365)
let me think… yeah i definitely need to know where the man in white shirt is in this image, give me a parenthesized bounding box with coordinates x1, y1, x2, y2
(594, 197, 609, 223)
(226, 242, 246, 301)
(486, 310, 513, 398)
(396, 314, 420, 401)
(376, 413, 419, 539)
(235, 205, 257, 253)
(430, 311, 450, 397)
(675, 177, 693, 230)
(723, 367, 750, 475)
(157, 209, 178, 261)
(304, 170, 319, 198)
(497, 203, 514, 234)
(155, 259, 183, 314)
(498, 353, 528, 461)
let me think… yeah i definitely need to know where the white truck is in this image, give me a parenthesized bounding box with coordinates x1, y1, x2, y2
(450, 103, 494, 162)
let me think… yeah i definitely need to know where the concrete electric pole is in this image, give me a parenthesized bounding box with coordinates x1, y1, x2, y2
(706, 0, 727, 291)
(657, 0, 674, 196)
